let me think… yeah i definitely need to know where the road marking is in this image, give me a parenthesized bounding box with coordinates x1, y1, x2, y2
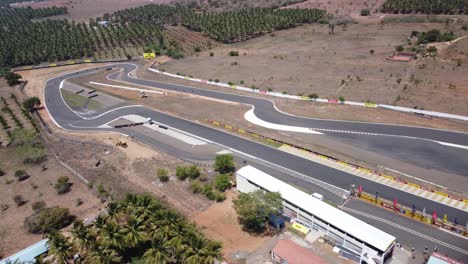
(341, 206, 468, 255)
(244, 108, 323, 134)
(89, 81, 165, 94)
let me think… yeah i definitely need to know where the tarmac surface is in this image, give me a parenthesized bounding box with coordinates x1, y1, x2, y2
(44, 63, 468, 225)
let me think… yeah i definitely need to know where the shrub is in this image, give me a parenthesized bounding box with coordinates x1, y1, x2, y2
(186, 165, 201, 179)
(32, 201, 46, 211)
(240, 80, 244, 84)
(23, 97, 41, 112)
(214, 79, 219, 83)
(214, 192, 226, 202)
(228, 51, 239, 56)
(54, 176, 72, 194)
(13, 195, 26, 206)
(456, 59, 463, 67)
(338, 96, 345, 103)
(268, 88, 273, 92)
(0, 168, 5, 176)
(282, 91, 287, 94)
(24, 206, 74, 234)
(228, 81, 235, 86)
(14, 170, 29, 181)
(176, 166, 188, 181)
(87, 181, 94, 189)
(203, 184, 216, 200)
(194, 47, 201, 52)
(370, 49, 374, 55)
(214, 154, 235, 174)
(309, 93, 319, 100)
(214, 174, 232, 192)
(427, 46, 438, 53)
(76, 198, 83, 207)
(97, 184, 109, 198)
(190, 180, 203, 194)
(462, 25, 468, 31)
(395, 45, 404, 52)
(360, 9, 370, 16)
(157, 168, 169, 182)
(209, 52, 214, 56)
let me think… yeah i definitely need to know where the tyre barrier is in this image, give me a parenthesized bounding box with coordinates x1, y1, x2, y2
(205, 119, 467, 206)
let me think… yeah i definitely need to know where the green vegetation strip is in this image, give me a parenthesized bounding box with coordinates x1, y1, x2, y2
(61, 89, 102, 111)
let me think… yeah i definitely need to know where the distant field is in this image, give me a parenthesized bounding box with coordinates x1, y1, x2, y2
(158, 22, 468, 115)
(12, 0, 171, 21)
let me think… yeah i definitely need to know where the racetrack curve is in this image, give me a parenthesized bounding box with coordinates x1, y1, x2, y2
(44, 63, 468, 224)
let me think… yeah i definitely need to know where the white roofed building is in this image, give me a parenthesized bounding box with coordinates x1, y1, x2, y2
(236, 165, 396, 264)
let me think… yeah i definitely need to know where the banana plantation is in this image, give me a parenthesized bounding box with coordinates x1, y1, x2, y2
(381, 0, 468, 15)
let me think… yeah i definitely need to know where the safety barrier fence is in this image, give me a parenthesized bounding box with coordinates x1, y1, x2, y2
(205, 118, 468, 233)
(357, 192, 467, 237)
(149, 68, 468, 121)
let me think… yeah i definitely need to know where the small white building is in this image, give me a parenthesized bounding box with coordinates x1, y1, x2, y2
(236, 165, 396, 264)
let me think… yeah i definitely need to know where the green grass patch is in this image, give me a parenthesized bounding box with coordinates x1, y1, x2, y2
(61, 89, 102, 111)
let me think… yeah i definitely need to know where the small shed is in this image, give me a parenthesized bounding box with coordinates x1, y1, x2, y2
(0, 239, 48, 264)
(270, 239, 327, 264)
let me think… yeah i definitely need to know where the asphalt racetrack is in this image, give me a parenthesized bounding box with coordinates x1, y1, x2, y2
(44, 63, 468, 224)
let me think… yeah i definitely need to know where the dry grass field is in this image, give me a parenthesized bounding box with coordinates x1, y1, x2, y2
(158, 22, 468, 115)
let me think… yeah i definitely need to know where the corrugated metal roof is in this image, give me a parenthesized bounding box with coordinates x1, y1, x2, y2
(0, 239, 48, 264)
(236, 165, 396, 253)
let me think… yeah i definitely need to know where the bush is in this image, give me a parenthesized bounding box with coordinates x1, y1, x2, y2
(309, 93, 319, 100)
(23, 97, 41, 112)
(214, 154, 235, 174)
(462, 25, 468, 31)
(282, 91, 287, 94)
(209, 52, 214, 56)
(240, 80, 244, 84)
(194, 47, 201, 52)
(24, 206, 74, 234)
(214, 174, 232, 192)
(427, 46, 438, 53)
(157, 168, 169, 182)
(203, 184, 216, 200)
(32, 201, 46, 211)
(369, 49, 374, 55)
(13, 195, 27, 206)
(214, 192, 226, 202)
(176, 166, 188, 181)
(228, 51, 239, 56)
(14, 170, 29, 181)
(0, 168, 5, 176)
(190, 180, 203, 194)
(339, 96, 345, 103)
(186, 165, 201, 179)
(395, 45, 404, 52)
(214, 79, 219, 83)
(360, 9, 370, 16)
(54, 176, 72, 194)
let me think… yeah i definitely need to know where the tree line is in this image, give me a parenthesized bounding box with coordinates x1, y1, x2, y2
(0, 4, 325, 67)
(381, 0, 468, 15)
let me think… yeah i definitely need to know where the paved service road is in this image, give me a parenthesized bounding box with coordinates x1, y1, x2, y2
(44, 64, 468, 224)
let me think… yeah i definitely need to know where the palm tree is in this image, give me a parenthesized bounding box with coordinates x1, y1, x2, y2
(71, 220, 97, 252)
(121, 215, 148, 248)
(105, 202, 121, 221)
(143, 233, 171, 264)
(85, 248, 122, 264)
(47, 231, 73, 264)
(101, 220, 125, 250)
(182, 234, 222, 264)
